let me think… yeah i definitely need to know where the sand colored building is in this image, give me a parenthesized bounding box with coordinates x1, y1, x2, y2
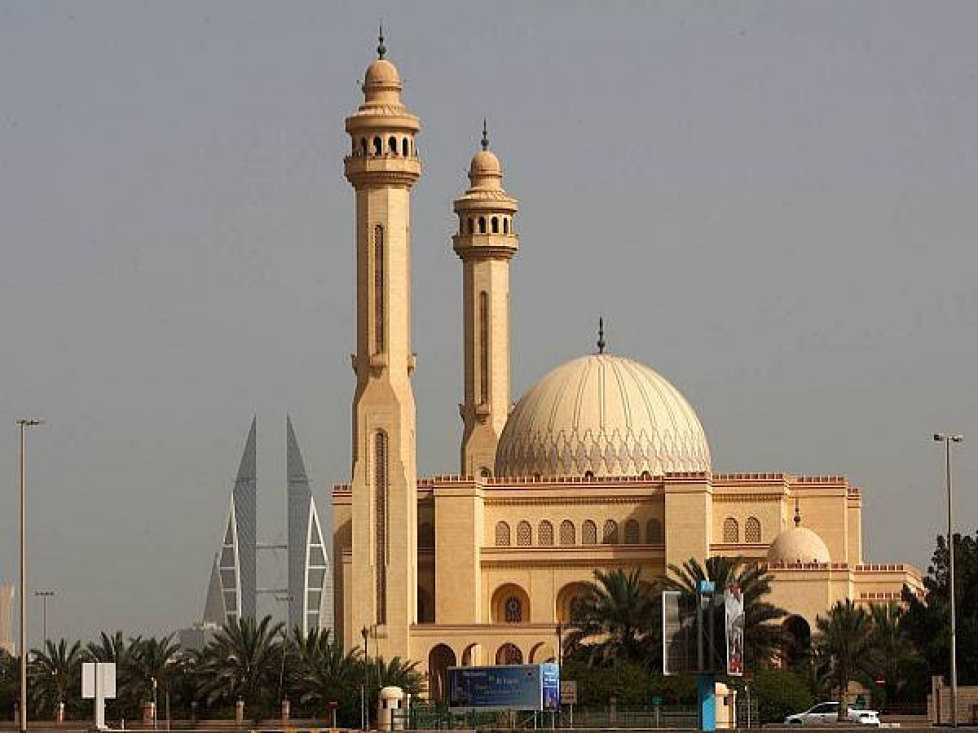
(331, 38, 923, 696)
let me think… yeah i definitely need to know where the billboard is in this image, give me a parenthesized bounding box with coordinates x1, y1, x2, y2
(448, 664, 560, 711)
(724, 585, 745, 676)
(662, 587, 737, 676)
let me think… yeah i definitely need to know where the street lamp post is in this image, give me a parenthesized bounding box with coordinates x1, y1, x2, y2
(934, 432, 964, 727)
(34, 590, 55, 644)
(17, 418, 42, 733)
(361, 626, 370, 731)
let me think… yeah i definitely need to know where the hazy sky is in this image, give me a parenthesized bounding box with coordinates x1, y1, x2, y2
(1, 1, 976, 645)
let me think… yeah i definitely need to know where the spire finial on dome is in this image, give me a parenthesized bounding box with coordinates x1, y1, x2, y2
(377, 22, 386, 59)
(794, 499, 801, 527)
(597, 317, 606, 354)
(481, 119, 489, 151)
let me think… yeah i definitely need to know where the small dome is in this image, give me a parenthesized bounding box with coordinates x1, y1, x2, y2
(767, 526, 831, 564)
(495, 353, 711, 479)
(365, 59, 401, 88)
(470, 149, 502, 176)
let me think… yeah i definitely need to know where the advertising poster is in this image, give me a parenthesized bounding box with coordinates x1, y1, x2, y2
(448, 663, 560, 712)
(724, 584, 745, 676)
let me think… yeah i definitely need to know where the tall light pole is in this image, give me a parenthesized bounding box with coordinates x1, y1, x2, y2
(934, 432, 964, 727)
(17, 418, 42, 733)
(34, 590, 55, 644)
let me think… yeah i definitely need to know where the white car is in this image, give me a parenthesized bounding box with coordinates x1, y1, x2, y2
(785, 702, 881, 726)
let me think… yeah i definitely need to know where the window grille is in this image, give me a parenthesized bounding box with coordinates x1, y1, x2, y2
(559, 520, 576, 545)
(624, 519, 640, 544)
(603, 520, 619, 544)
(374, 431, 388, 624)
(538, 521, 554, 546)
(516, 521, 532, 546)
(646, 519, 664, 544)
(495, 521, 511, 547)
(723, 517, 739, 544)
(582, 520, 597, 545)
(745, 516, 762, 543)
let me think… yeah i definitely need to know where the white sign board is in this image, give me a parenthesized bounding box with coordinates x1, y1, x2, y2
(82, 662, 117, 699)
(560, 680, 577, 705)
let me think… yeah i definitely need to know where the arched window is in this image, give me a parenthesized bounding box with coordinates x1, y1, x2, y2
(646, 518, 664, 544)
(516, 521, 532, 546)
(582, 520, 597, 545)
(584, 470, 595, 480)
(504, 596, 523, 623)
(503, 218, 509, 234)
(373, 225, 385, 353)
(479, 291, 489, 403)
(538, 521, 554, 546)
(478, 216, 486, 233)
(402, 137, 409, 156)
(360, 138, 367, 156)
(374, 431, 388, 624)
(372, 136, 382, 155)
(495, 521, 511, 547)
(491, 216, 499, 233)
(388, 136, 398, 154)
(496, 643, 523, 665)
(559, 520, 576, 545)
(480, 467, 492, 479)
(624, 519, 640, 544)
(418, 521, 435, 548)
(723, 517, 739, 544)
(602, 520, 619, 544)
(745, 516, 762, 543)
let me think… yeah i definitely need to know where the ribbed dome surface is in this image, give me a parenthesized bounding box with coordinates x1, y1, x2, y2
(495, 354, 711, 479)
(767, 526, 831, 564)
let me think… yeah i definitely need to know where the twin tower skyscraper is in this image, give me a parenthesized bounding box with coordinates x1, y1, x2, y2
(201, 417, 333, 636)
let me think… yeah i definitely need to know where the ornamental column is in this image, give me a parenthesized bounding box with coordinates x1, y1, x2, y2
(343, 31, 421, 659)
(453, 123, 519, 478)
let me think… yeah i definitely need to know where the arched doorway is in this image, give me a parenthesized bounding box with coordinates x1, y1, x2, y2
(529, 642, 556, 663)
(783, 615, 811, 666)
(427, 644, 456, 701)
(461, 643, 484, 666)
(496, 643, 523, 665)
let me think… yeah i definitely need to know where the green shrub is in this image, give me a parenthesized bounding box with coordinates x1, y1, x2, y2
(752, 668, 813, 723)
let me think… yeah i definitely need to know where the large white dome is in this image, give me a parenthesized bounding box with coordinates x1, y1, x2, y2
(494, 354, 711, 479)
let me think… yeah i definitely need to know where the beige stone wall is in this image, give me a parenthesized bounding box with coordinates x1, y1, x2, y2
(664, 475, 712, 568)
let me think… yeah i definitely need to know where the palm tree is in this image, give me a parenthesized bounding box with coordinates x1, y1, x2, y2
(813, 599, 879, 720)
(29, 638, 84, 717)
(564, 568, 659, 667)
(664, 556, 788, 669)
(368, 656, 424, 695)
(197, 615, 284, 717)
(86, 631, 142, 719)
(869, 603, 918, 710)
(291, 628, 361, 709)
(129, 635, 181, 717)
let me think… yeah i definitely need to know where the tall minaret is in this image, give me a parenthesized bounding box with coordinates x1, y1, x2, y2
(453, 123, 519, 478)
(343, 30, 421, 658)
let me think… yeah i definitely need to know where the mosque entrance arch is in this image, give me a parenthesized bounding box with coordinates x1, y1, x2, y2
(427, 644, 456, 701)
(783, 615, 811, 666)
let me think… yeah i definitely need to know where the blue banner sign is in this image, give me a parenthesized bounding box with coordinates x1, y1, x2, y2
(448, 663, 560, 712)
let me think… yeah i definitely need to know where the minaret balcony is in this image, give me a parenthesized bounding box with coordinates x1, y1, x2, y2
(344, 155, 421, 188)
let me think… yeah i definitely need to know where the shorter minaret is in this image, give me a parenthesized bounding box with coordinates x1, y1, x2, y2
(453, 122, 519, 478)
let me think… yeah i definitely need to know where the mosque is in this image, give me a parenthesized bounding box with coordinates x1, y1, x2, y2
(330, 36, 923, 696)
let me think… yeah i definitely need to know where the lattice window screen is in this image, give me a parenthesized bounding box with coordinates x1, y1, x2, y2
(374, 225, 385, 353)
(723, 517, 739, 543)
(582, 520, 597, 545)
(374, 431, 388, 624)
(603, 520, 619, 544)
(745, 516, 762, 543)
(516, 521, 532, 546)
(646, 519, 664, 544)
(538, 521, 554, 546)
(624, 519, 640, 544)
(560, 520, 576, 545)
(495, 521, 511, 547)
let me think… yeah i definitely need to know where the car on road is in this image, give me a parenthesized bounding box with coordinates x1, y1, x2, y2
(785, 702, 881, 726)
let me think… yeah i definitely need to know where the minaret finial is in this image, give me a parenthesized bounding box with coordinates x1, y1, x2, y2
(481, 119, 489, 151)
(597, 317, 606, 354)
(377, 22, 386, 59)
(794, 499, 801, 527)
